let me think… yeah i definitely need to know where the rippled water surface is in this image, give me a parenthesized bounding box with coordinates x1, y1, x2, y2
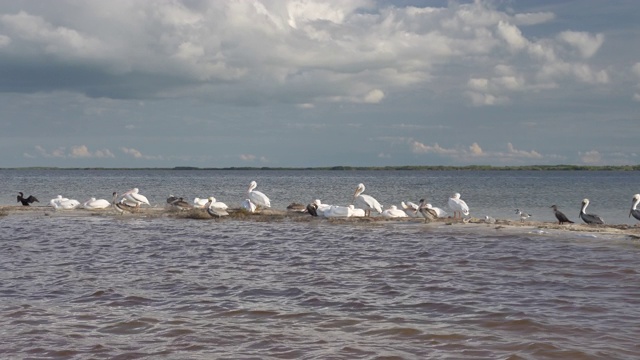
(1, 170, 639, 358)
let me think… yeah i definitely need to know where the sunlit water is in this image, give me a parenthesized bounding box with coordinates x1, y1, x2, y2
(1, 170, 639, 358)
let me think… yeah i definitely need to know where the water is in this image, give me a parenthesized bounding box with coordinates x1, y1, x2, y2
(1, 170, 639, 359)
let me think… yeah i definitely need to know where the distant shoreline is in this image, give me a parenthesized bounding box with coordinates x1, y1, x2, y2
(1, 165, 640, 171)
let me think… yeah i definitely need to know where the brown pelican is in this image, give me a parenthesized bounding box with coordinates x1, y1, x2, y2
(515, 209, 532, 222)
(630, 194, 640, 222)
(550, 205, 574, 224)
(352, 183, 382, 217)
(169, 197, 192, 210)
(417, 199, 438, 223)
(579, 199, 604, 225)
(17, 192, 39, 206)
(286, 203, 307, 212)
(112, 192, 136, 214)
(306, 202, 318, 216)
(206, 197, 229, 218)
(448, 193, 469, 219)
(247, 181, 271, 208)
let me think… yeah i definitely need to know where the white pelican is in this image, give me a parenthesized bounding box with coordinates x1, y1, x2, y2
(206, 197, 229, 217)
(382, 205, 408, 218)
(247, 181, 270, 208)
(401, 201, 420, 218)
(417, 199, 438, 222)
(515, 209, 532, 222)
(82, 197, 111, 210)
(579, 199, 604, 225)
(448, 193, 469, 219)
(550, 205, 574, 224)
(348, 205, 366, 217)
(193, 197, 210, 208)
(50, 197, 80, 210)
(122, 188, 150, 208)
(630, 194, 640, 223)
(324, 205, 352, 218)
(241, 199, 257, 213)
(209, 199, 229, 210)
(352, 183, 382, 217)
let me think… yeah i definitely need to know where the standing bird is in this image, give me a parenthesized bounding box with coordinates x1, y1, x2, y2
(629, 194, 640, 223)
(448, 193, 469, 219)
(352, 183, 382, 217)
(515, 209, 532, 222)
(247, 181, 271, 209)
(17, 192, 39, 206)
(579, 198, 605, 225)
(417, 199, 438, 222)
(550, 205, 574, 225)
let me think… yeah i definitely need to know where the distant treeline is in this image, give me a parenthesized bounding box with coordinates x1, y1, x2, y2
(3, 165, 640, 171)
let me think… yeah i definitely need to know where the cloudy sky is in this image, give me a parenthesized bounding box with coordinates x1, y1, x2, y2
(0, 0, 639, 168)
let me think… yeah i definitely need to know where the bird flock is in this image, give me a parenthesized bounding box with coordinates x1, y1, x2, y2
(14, 183, 640, 225)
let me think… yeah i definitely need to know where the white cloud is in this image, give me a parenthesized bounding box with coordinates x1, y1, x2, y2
(580, 150, 602, 164)
(121, 147, 162, 160)
(557, 31, 604, 59)
(240, 154, 256, 161)
(0, 34, 10, 47)
(24, 145, 115, 159)
(411, 141, 543, 162)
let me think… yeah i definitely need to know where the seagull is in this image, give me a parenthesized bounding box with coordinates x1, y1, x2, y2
(448, 193, 469, 219)
(352, 183, 382, 217)
(515, 209, 532, 222)
(247, 181, 271, 208)
(629, 194, 640, 223)
(550, 205, 574, 225)
(17, 192, 39, 206)
(579, 198, 604, 225)
(417, 199, 438, 222)
(382, 205, 408, 218)
(82, 197, 111, 210)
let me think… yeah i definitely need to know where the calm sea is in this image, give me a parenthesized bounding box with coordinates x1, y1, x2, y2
(1, 169, 639, 359)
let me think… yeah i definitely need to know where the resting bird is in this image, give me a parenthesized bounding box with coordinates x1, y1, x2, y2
(401, 201, 420, 218)
(17, 192, 39, 206)
(629, 194, 640, 223)
(206, 197, 229, 218)
(579, 198, 604, 225)
(112, 192, 136, 214)
(122, 188, 150, 208)
(448, 193, 469, 219)
(352, 183, 382, 217)
(241, 199, 257, 213)
(417, 199, 438, 223)
(550, 205, 574, 225)
(82, 197, 111, 210)
(169, 197, 192, 210)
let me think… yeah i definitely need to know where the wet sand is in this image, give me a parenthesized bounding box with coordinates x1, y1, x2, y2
(2, 204, 639, 239)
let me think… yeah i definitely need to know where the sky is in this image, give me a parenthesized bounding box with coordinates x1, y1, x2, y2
(0, 0, 639, 168)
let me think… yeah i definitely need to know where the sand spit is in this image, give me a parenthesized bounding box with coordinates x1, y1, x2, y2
(1, 205, 639, 238)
